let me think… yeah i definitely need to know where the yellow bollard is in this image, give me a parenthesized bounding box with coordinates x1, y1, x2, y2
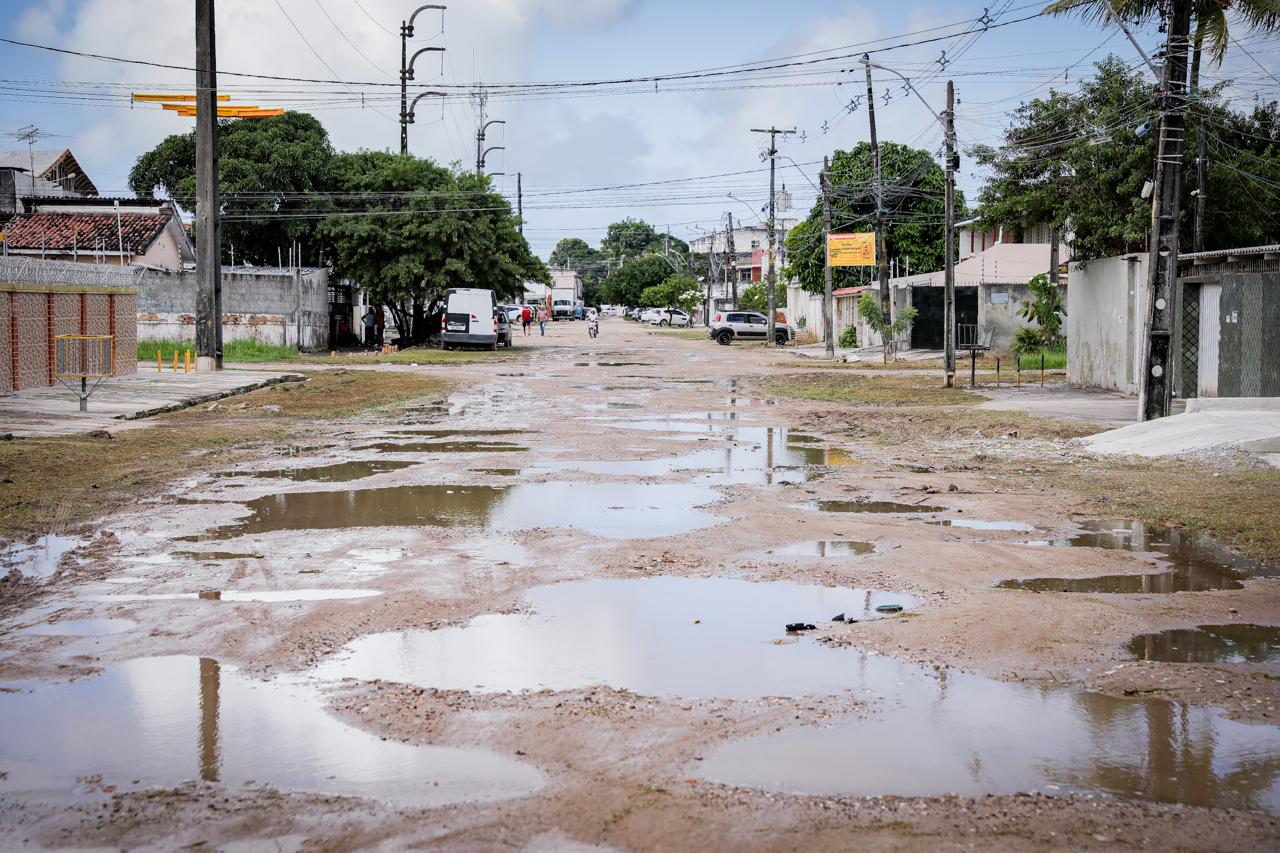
(184, 350, 191, 373)
(172, 351, 179, 372)
(157, 351, 162, 373)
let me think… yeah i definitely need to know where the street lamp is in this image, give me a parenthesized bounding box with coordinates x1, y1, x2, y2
(400, 5, 446, 155)
(404, 90, 448, 127)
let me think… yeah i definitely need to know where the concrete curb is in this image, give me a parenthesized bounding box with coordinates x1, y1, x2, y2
(1185, 397, 1280, 414)
(119, 373, 307, 421)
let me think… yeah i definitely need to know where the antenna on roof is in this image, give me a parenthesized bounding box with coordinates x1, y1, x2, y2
(1, 125, 63, 180)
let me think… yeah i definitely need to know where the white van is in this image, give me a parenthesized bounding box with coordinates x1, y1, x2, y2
(441, 288, 498, 350)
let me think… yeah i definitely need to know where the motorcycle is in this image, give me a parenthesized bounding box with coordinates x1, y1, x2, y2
(587, 317, 599, 338)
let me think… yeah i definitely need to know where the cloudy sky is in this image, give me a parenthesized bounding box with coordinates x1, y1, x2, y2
(1, 1, 1272, 258)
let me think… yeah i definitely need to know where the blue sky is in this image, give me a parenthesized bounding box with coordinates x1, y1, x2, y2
(1, 1, 1270, 257)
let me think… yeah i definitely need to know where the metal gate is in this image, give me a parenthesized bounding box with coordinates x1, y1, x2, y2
(1197, 282, 1221, 397)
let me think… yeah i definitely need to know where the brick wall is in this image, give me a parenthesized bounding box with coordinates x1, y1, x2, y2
(0, 286, 138, 390)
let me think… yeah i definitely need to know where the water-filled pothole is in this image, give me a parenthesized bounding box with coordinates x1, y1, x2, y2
(1127, 624, 1280, 664)
(171, 551, 264, 561)
(217, 460, 416, 483)
(697, 656, 1280, 813)
(0, 656, 542, 805)
(759, 540, 876, 558)
(0, 535, 83, 579)
(930, 519, 1037, 532)
(21, 618, 137, 637)
(358, 441, 528, 454)
(387, 428, 521, 438)
(998, 520, 1277, 593)
(313, 577, 916, 699)
(189, 483, 724, 541)
(802, 499, 945, 514)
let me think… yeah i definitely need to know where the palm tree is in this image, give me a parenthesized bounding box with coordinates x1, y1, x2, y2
(1044, 0, 1280, 91)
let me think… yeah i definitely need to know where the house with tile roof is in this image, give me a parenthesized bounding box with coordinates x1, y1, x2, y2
(0, 196, 193, 270)
(0, 149, 98, 196)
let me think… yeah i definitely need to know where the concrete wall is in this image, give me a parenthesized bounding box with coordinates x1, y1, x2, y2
(1067, 253, 1148, 394)
(785, 285, 827, 341)
(978, 282, 1034, 350)
(137, 267, 329, 351)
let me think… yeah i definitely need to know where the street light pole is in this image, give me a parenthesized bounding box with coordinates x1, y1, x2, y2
(399, 5, 446, 155)
(750, 126, 796, 346)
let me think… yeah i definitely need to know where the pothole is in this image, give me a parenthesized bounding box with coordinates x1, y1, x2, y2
(1127, 624, 1280, 664)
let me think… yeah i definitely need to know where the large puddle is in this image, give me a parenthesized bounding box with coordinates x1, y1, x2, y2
(192, 483, 724, 541)
(89, 589, 382, 603)
(802, 499, 946, 514)
(313, 577, 917, 699)
(358, 441, 528, 454)
(697, 653, 1280, 813)
(1128, 624, 1280, 664)
(218, 460, 416, 483)
(1000, 520, 1278, 593)
(759, 540, 876, 558)
(0, 534, 83, 579)
(0, 656, 542, 805)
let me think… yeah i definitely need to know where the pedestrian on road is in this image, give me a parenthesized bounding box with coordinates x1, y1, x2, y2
(361, 308, 376, 348)
(574, 304, 583, 321)
(374, 307, 385, 346)
(521, 305, 532, 336)
(538, 306, 548, 336)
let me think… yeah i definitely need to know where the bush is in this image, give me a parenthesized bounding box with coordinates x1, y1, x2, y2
(837, 325, 858, 348)
(1010, 327, 1045, 357)
(137, 338, 299, 364)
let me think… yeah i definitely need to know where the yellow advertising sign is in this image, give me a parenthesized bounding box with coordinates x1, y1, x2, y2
(828, 232, 876, 267)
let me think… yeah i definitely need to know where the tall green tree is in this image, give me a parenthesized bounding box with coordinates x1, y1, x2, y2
(973, 56, 1280, 259)
(129, 112, 336, 265)
(601, 254, 672, 306)
(785, 141, 962, 295)
(319, 151, 546, 343)
(640, 274, 701, 316)
(549, 237, 606, 305)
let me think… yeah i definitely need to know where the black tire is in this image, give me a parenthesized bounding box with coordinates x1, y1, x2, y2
(716, 330, 734, 346)
(659, 319, 669, 327)
(775, 333, 788, 347)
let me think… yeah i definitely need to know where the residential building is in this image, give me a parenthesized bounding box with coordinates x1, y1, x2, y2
(0, 195, 193, 270)
(0, 149, 98, 196)
(689, 218, 797, 308)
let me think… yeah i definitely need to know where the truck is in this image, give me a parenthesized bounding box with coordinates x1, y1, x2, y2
(549, 268, 583, 320)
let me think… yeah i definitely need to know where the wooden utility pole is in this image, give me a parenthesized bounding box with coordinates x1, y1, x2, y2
(1193, 118, 1208, 252)
(1139, 0, 1192, 421)
(750, 126, 796, 346)
(943, 80, 957, 387)
(726, 212, 737, 307)
(821, 156, 834, 358)
(862, 56, 890, 315)
(195, 0, 222, 371)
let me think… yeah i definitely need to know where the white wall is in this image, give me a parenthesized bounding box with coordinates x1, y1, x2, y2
(1067, 254, 1148, 393)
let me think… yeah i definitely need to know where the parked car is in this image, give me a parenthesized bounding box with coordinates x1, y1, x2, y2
(708, 310, 795, 346)
(441, 287, 498, 350)
(650, 308, 690, 327)
(639, 307, 664, 323)
(502, 304, 523, 323)
(495, 308, 513, 347)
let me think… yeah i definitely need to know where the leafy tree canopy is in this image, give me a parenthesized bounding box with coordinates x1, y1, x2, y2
(738, 283, 768, 312)
(973, 56, 1280, 260)
(318, 150, 546, 342)
(640, 274, 701, 314)
(129, 112, 336, 265)
(601, 253, 671, 306)
(785, 141, 963, 295)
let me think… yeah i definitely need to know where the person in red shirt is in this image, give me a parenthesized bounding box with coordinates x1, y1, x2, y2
(521, 305, 532, 336)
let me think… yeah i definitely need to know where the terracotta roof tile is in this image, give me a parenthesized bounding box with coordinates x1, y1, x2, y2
(0, 211, 169, 254)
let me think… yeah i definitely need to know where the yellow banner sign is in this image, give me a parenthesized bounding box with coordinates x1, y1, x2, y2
(828, 232, 876, 267)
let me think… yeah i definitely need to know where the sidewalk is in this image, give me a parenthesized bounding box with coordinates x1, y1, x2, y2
(0, 369, 303, 438)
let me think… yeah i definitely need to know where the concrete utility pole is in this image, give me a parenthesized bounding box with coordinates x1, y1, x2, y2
(862, 56, 890, 315)
(399, 5, 446, 155)
(704, 231, 716, 327)
(473, 89, 506, 174)
(943, 80, 957, 387)
(1193, 117, 1208, 253)
(821, 156, 834, 359)
(1139, 0, 1192, 421)
(726, 212, 737, 307)
(195, 0, 222, 371)
(750, 126, 796, 346)
(517, 172, 523, 236)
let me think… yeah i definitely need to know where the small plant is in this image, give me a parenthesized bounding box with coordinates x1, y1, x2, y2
(857, 292, 917, 363)
(837, 325, 858, 349)
(796, 316, 807, 330)
(1018, 272, 1065, 349)
(1010, 327, 1045, 357)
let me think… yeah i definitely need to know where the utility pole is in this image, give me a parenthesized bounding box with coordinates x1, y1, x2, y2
(862, 55, 890, 315)
(704, 231, 716, 327)
(726, 212, 737, 307)
(1139, 0, 1192, 421)
(517, 172, 523, 236)
(943, 80, 957, 387)
(821, 156, 834, 359)
(473, 89, 506, 174)
(750, 126, 796, 346)
(399, 5, 446, 155)
(194, 0, 222, 371)
(1193, 117, 1208, 253)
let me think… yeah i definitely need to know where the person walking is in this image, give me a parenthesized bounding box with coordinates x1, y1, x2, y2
(361, 307, 377, 348)
(521, 304, 532, 336)
(574, 304, 583, 321)
(537, 306, 548, 336)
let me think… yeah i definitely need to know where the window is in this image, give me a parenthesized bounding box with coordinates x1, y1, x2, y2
(726, 313, 746, 323)
(745, 314, 766, 325)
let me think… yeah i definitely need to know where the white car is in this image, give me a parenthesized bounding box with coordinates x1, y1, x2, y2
(638, 307, 663, 323)
(649, 309, 690, 327)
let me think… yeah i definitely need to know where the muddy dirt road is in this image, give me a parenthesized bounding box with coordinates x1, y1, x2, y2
(2, 318, 1279, 851)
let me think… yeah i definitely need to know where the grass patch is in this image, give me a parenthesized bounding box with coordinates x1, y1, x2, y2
(138, 338, 300, 364)
(0, 370, 448, 540)
(1017, 349, 1066, 371)
(650, 328, 708, 341)
(760, 373, 984, 407)
(300, 346, 521, 366)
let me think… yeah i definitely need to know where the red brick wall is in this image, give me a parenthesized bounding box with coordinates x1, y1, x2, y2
(0, 288, 138, 390)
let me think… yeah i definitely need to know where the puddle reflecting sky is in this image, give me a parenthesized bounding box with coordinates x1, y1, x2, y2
(1128, 624, 1280, 664)
(358, 441, 528, 454)
(698, 659, 1280, 813)
(194, 483, 724, 541)
(931, 519, 1037, 532)
(0, 535, 83, 579)
(759, 540, 876, 558)
(0, 656, 541, 806)
(218, 460, 416, 483)
(1001, 520, 1278, 593)
(313, 577, 916, 699)
(88, 589, 382, 603)
(801, 500, 946, 514)
(21, 618, 137, 637)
